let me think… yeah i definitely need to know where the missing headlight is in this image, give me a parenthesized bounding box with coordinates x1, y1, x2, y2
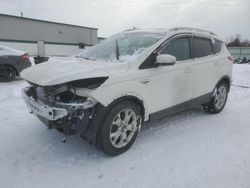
(68, 77, 108, 89)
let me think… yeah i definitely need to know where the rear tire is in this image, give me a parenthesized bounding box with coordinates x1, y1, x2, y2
(203, 82, 229, 114)
(97, 100, 142, 156)
(0, 65, 16, 82)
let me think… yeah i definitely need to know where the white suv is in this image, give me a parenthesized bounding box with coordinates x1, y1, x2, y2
(21, 27, 233, 155)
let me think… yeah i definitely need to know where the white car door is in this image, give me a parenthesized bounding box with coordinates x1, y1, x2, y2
(192, 36, 218, 98)
(146, 35, 195, 114)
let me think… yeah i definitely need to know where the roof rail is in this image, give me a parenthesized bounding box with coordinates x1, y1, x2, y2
(169, 27, 215, 35)
(123, 27, 138, 32)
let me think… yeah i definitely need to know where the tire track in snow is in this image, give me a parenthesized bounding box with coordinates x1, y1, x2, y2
(231, 84, 250, 89)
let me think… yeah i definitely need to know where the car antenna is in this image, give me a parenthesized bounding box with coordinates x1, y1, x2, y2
(116, 39, 120, 60)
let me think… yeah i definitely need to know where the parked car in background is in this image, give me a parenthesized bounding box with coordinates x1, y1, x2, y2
(21, 27, 233, 156)
(234, 58, 240, 64)
(234, 57, 249, 64)
(240, 57, 248, 64)
(0, 45, 31, 81)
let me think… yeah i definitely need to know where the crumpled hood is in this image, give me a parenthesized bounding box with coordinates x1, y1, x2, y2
(20, 58, 129, 86)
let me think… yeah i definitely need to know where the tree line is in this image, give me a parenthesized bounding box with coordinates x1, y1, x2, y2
(227, 34, 250, 47)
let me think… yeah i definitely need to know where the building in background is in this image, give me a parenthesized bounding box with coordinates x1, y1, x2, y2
(0, 14, 98, 56)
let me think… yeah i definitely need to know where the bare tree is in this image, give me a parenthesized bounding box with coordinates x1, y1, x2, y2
(227, 34, 250, 47)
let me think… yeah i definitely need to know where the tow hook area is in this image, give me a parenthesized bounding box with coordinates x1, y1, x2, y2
(22, 83, 105, 145)
(62, 137, 67, 143)
(53, 106, 95, 144)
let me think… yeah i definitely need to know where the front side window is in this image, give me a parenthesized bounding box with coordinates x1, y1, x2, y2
(193, 38, 213, 58)
(161, 37, 190, 61)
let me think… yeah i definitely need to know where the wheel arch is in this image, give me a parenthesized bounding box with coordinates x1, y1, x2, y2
(215, 75, 231, 91)
(93, 95, 146, 148)
(0, 64, 18, 76)
(92, 91, 149, 121)
(109, 95, 146, 121)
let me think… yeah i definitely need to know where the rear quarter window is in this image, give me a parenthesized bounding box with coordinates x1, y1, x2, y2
(212, 39, 223, 54)
(193, 38, 213, 58)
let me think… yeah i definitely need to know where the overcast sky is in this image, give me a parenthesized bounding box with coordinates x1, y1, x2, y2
(0, 0, 249, 40)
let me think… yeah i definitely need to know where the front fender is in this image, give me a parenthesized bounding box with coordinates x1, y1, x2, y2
(90, 80, 150, 121)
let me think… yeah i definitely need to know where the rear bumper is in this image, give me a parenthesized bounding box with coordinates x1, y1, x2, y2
(16, 61, 32, 75)
(22, 87, 68, 121)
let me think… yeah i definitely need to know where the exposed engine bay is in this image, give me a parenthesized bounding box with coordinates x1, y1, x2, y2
(27, 83, 93, 117)
(22, 77, 108, 144)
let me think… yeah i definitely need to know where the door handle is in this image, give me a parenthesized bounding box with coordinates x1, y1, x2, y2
(184, 67, 193, 73)
(140, 78, 149, 84)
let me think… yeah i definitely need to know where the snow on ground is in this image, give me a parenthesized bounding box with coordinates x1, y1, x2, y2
(0, 64, 250, 188)
(232, 64, 250, 87)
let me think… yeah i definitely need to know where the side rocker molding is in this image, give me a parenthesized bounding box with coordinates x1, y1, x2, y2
(149, 92, 212, 122)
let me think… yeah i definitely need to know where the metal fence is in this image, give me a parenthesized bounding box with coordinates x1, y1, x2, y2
(228, 47, 250, 60)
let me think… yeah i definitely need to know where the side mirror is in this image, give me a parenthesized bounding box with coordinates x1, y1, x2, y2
(155, 54, 176, 66)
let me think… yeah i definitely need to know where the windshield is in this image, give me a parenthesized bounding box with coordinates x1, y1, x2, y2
(80, 32, 164, 62)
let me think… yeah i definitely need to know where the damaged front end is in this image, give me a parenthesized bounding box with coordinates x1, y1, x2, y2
(22, 77, 108, 144)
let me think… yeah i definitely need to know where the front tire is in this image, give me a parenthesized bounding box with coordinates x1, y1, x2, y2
(203, 82, 229, 114)
(97, 100, 142, 156)
(0, 65, 16, 82)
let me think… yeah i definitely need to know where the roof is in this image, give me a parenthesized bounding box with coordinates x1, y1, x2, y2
(0, 13, 98, 30)
(169, 27, 215, 35)
(123, 28, 169, 34)
(123, 27, 221, 40)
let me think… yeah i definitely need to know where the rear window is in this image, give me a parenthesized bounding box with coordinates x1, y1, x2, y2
(212, 39, 223, 54)
(193, 38, 213, 58)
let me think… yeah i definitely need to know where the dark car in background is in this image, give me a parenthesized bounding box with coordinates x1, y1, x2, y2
(0, 45, 31, 82)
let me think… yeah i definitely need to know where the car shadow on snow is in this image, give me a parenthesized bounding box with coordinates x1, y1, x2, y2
(31, 124, 108, 161)
(28, 106, 209, 161)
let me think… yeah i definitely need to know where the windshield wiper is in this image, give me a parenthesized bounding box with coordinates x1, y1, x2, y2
(115, 39, 120, 60)
(80, 56, 96, 61)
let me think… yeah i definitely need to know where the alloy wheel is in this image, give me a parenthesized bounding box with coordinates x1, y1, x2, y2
(214, 85, 227, 109)
(110, 108, 138, 148)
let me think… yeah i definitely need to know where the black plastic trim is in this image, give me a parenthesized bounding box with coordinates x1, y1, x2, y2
(215, 75, 231, 91)
(149, 93, 212, 122)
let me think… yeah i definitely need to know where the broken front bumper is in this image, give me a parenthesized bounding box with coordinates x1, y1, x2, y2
(22, 86, 103, 144)
(22, 88, 68, 121)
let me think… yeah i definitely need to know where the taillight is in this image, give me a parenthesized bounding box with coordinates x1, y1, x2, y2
(227, 56, 234, 62)
(21, 53, 29, 62)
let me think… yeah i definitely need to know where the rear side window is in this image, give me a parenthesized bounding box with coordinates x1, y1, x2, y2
(212, 39, 223, 54)
(161, 37, 190, 61)
(193, 38, 213, 58)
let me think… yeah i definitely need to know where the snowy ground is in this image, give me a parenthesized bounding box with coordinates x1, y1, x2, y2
(0, 64, 250, 188)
